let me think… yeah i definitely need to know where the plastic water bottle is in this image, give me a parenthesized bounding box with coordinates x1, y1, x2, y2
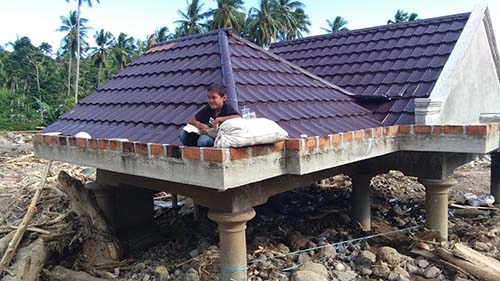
(241, 106, 250, 119)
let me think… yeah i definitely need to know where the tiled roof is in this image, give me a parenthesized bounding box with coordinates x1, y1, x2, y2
(43, 29, 381, 144)
(270, 13, 470, 125)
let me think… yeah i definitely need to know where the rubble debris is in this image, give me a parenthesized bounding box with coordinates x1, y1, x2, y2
(1, 132, 499, 280)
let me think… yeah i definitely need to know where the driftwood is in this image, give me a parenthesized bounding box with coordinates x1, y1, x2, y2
(0, 161, 52, 273)
(57, 171, 123, 266)
(44, 265, 109, 281)
(3, 238, 48, 281)
(452, 243, 500, 276)
(410, 248, 477, 280)
(435, 247, 500, 281)
(0, 232, 15, 257)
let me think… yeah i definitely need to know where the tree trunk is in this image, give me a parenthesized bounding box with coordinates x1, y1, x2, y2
(2, 238, 48, 281)
(436, 247, 500, 281)
(44, 265, 109, 281)
(67, 55, 72, 97)
(97, 64, 102, 87)
(74, 4, 81, 104)
(0, 232, 15, 257)
(57, 171, 124, 266)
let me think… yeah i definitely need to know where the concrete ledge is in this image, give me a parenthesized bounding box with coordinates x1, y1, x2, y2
(34, 123, 500, 189)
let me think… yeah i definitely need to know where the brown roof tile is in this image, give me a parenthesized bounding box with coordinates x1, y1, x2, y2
(44, 29, 381, 144)
(270, 13, 470, 125)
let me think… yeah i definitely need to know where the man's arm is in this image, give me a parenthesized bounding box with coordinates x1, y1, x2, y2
(213, 114, 240, 129)
(188, 117, 209, 131)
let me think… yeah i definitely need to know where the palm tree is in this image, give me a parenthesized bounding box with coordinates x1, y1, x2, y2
(387, 9, 418, 24)
(282, 6, 310, 40)
(91, 29, 114, 86)
(248, 0, 280, 48)
(208, 0, 246, 33)
(113, 33, 136, 71)
(274, 0, 309, 41)
(57, 11, 89, 97)
(154, 26, 174, 43)
(175, 0, 209, 37)
(321, 16, 349, 33)
(65, 0, 100, 103)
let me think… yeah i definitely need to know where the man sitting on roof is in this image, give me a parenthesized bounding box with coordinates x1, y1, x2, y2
(178, 82, 240, 147)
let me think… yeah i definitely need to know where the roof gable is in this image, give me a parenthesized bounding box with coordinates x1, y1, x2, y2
(270, 13, 470, 125)
(44, 29, 381, 144)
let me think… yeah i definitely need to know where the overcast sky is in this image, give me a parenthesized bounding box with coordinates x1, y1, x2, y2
(1, 0, 499, 52)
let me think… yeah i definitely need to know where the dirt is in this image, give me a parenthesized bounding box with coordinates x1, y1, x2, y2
(0, 131, 499, 281)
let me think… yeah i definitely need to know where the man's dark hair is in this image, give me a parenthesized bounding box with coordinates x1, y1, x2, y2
(207, 82, 226, 96)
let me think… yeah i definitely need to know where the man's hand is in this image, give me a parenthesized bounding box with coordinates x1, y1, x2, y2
(212, 117, 222, 129)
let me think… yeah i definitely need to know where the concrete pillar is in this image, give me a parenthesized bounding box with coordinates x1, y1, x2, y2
(85, 181, 115, 225)
(351, 174, 372, 231)
(419, 178, 457, 241)
(490, 152, 500, 204)
(208, 208, 256, 281)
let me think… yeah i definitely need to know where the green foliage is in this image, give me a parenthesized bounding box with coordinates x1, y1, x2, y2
(0, 0, 317, 130)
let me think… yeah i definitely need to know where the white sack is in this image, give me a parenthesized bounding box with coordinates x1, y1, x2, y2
(214, 118, 288, 148)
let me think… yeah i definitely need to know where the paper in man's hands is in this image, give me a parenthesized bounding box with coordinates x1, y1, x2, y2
(183, 124, 200, 135)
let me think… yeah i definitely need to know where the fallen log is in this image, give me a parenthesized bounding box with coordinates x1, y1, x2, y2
(0, 232, 15, 256)
(452, 243, 500, 276)
(410, 248, 476, 280)
(57, 171, 123, 266)
(435, 247, 500, 281)
(0, 161, 52, 273)
(44, 265, 109, 281)
(3, 237, 48, 281)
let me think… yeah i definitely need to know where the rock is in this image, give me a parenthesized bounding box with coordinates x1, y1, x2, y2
(393, 265, 409, 278)
(297, 263, 328, 278)
(423, 266, 440, 279)
(334, 262, 346, 271)
(154, 266, 169, 281)
(406, 263, 419, 275)
(417, 259, 429, 268)
(316, 244, 336, 259)
(297, 252, 312, 264)
(473, 241, 489, 251)
(355, 250, 376, 266)
(142, 275, 151, 281)
(372, 263, 390, 278)
(189, 249, 199, 258)
(377, 247, 403, 266)
(287, 231, 308, 251)
(258, 271, 269, 279)
(277, 243, 290, 254)
(183, 268, 200, 281)
(333, 270, 357, 281)
(387, 272, 399, 281)
(291, 270, 327, 281)
(357, 266, 372, 276)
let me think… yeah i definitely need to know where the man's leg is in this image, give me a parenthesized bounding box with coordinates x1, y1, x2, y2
(197, 135, 215, 147)
(178, 130, 198, 146)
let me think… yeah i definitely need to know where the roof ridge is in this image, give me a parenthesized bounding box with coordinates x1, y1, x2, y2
(151, 28, 231, 48)
(271, 12, 471, 47)
(225, 30, 358, 97)
(218, 30, 239, 110)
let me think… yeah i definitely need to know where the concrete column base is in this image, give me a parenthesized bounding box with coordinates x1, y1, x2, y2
(351, 174, 372, 231)
(208, 208, 256, 281)
(490, 152, 500, 204)
(419, 178, 457, 241)
(86, 182, 154, 231)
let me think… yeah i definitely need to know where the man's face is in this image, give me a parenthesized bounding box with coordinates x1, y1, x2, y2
(207, 91, 225, 110)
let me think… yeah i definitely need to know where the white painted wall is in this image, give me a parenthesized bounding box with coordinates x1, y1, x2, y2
(438, 22, 500, 124)
(416, 4, 500, 125)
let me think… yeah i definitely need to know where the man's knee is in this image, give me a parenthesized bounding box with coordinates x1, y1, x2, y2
(179, 131, 197, 146)
(197, 135, 214, 147)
